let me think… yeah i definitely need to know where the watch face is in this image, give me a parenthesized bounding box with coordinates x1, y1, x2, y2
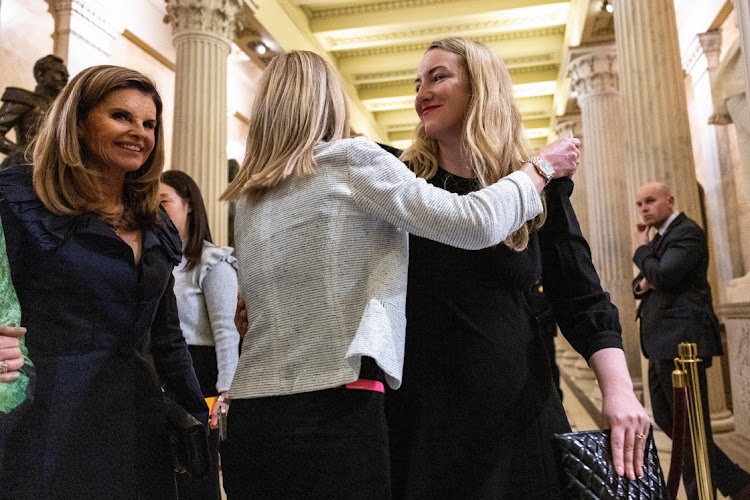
(539, 159, 554, 178)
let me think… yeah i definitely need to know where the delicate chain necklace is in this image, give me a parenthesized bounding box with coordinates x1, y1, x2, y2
(106, 219, 122, 236)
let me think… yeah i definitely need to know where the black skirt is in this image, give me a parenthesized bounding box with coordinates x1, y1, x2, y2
(221, 359, 390, 499)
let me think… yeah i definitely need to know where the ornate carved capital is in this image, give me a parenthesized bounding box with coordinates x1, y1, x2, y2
(697, 30, 722, 69)
(164, 0, 242, 41)
(555, 114, 583, 139)
(46, 0, 73, 16)
(568, 45, 619, 102)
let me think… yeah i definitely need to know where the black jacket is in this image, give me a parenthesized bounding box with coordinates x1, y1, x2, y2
(632, 212, 722, 360)
(0, 165, 207, 499)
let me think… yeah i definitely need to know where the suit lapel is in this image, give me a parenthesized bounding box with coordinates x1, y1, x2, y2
(655, 212, 686, 253)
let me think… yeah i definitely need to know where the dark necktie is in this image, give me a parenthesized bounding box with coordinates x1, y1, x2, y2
(650, 232, 662, 252)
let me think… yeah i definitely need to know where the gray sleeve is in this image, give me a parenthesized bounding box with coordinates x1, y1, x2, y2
(347, 138, 542, 250)
(201, 260, 240, 393)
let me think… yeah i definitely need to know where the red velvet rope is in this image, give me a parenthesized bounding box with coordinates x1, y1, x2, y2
(667, 386, 688, 500)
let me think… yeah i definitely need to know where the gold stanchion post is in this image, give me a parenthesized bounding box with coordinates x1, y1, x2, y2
(675, 342, 714, 500)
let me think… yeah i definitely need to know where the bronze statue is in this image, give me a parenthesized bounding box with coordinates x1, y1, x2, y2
(0, 55, 68, 168)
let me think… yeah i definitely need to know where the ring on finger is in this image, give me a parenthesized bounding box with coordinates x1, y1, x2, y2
(0, 360, 8, 375)
(635, 432, 647, 440)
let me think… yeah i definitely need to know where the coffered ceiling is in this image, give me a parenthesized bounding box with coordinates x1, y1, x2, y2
(240, 0, 613, 150)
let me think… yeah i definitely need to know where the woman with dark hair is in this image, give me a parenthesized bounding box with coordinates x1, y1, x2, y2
(0, 65, 207, 499)
(159, 169, 238, 500)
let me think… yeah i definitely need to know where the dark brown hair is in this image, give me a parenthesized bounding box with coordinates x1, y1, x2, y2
(160, 169, 212, 270)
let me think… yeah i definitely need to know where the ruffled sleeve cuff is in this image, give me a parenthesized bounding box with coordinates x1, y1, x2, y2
(198, 242, 237, 288)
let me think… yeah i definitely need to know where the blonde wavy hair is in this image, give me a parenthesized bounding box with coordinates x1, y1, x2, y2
(32, 65, 165, 229)
(401, 37, 545, 250)
(221, 51, 350, 202)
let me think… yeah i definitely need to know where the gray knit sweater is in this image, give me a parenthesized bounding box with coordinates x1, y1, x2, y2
(173, 242, 239, 393)
(230, 137, 542, 399)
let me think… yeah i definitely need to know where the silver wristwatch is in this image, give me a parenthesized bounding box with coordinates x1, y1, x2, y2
(524, 157, 554, 186)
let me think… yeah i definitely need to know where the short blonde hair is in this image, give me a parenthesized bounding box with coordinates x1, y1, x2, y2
(32, 65, 165, 229)
(401, 37, 544, 250)
(221, 51, 350, 201)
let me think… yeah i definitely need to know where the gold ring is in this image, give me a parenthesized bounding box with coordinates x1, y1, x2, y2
(635, 433, 647, 440)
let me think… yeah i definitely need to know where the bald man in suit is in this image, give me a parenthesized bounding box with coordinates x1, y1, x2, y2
(633, 182, 750, 500)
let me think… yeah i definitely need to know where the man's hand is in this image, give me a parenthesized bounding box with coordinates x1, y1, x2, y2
(634, 222, 650, 247)
(537, 137, 581, 179)
(637, 277, 652, 292)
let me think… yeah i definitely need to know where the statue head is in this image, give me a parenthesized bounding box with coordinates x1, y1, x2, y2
(33, 55, 68, 97)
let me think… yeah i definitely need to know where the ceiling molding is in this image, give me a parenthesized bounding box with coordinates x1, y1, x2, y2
(335, 26, 565, 59)
(306, 0, 456, 19)
(242, 0, 605, 148)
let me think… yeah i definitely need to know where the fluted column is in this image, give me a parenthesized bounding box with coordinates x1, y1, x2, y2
(554, 115, 588, 241)
(568, 44, 642, 398)
(613, 0, 702, 225)
(166, 0, 241, 246)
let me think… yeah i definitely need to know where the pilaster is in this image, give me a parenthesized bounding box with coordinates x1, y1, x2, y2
(45, 0, 117, 74)
(697, 31, 746, 304)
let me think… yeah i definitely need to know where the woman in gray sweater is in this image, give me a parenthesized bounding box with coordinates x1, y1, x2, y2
(219, 50, 577, 499)
(159, 169, 238, 500)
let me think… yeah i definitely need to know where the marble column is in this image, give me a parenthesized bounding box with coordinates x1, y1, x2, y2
(612, 0, 702, 224)
(46, 0, 71, 62)
(734, 0, 750, 113)
(45, 0, 116, 74)
(568, 44, 642, 399)
(695, 31, 745, 296)
(554, 115, 589, 241)
(689, 30, 737, 433)
(165, 0, 241, 246)
(553, 116, 592, 382)
(716, 303, 750, 442)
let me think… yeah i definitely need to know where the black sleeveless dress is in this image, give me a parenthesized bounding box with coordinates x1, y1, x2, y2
(386, 169, 623, 499)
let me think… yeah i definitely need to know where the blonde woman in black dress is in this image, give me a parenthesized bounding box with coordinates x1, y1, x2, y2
(385, 37, 649, 499)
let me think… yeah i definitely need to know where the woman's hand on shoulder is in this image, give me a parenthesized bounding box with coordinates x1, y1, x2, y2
(234, 295, 248, 338)
(0, 326, 26, 383)
(600, 386, 651, 480)
(538, 137, 581, 179)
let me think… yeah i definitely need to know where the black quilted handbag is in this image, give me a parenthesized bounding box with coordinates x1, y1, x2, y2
(553, 426, 667, 499)
(163, 394, 210, 479)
